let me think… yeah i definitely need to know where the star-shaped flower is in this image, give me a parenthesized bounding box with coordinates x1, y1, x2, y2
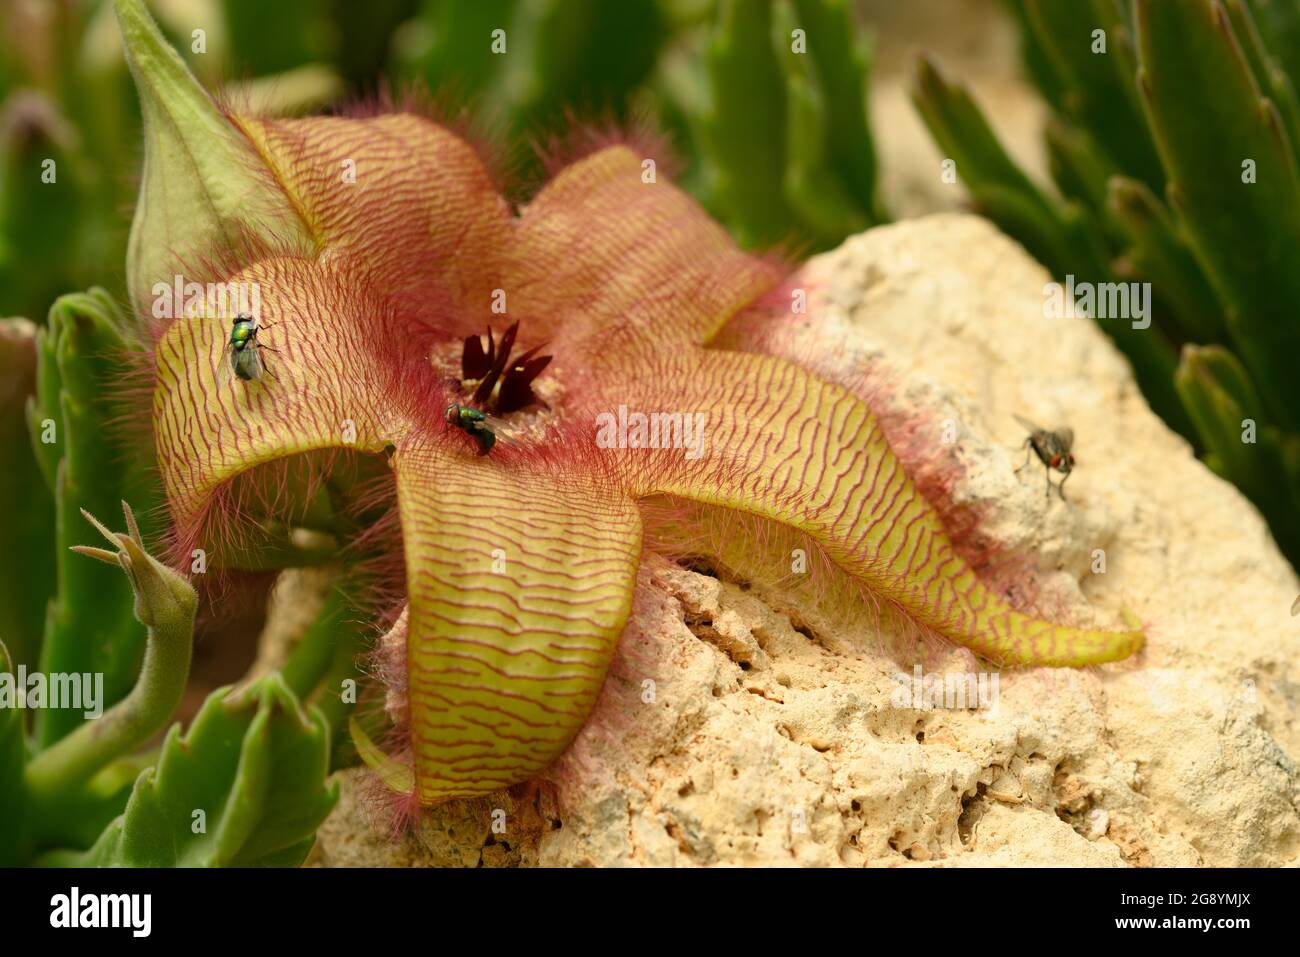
(115, 0, 1141, 805)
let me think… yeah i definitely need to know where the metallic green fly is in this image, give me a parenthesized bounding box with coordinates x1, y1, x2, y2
(222, 312, 267, 383)
(445, 403, 498, 455)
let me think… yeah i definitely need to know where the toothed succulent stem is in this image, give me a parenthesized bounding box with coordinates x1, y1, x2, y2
(29, 290, 162, 747)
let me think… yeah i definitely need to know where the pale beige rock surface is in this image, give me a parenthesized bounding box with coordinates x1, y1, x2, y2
(311, 214, 1300, 867)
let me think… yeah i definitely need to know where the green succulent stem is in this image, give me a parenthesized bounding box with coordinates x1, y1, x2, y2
(1107, 176, 1226, 344)
(274, 570, 370, 769)
(23, 505, 196, 806)
(911, 53, 1193, 438)
(47, 674, 337, 867)
(0, 317, 54, 669)
(29, 289, 160, 747)
(22, 622, 189, 804)
(279, 573, 350, 700)
(1137, 0, 1300, 431)
(314, 608, 369, 770)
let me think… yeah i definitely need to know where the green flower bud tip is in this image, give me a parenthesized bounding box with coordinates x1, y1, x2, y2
(113, 0, 311, 312)
(72, 501, 196, 630)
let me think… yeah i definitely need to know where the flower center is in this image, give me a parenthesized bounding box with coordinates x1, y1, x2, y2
(457, 320, 553, 416)
(430, 322, 561, 447)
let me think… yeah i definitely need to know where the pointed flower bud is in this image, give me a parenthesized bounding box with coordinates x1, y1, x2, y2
(114, 0, 311, 313)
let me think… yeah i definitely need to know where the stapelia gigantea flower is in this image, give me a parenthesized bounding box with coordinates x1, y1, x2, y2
(116, 0, 1142, 804)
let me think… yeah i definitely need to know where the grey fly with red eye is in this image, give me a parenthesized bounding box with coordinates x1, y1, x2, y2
(460, 320, 552, 415)
(1013, 414, 1076, 502)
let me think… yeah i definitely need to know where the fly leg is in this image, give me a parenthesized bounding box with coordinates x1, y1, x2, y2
(251, 345, 281, 383)
(248, 328, 282, 354)
(1015, 439, 1032, 474)
(1055, 469, 1071, 503)
(247, 328, 283, 381)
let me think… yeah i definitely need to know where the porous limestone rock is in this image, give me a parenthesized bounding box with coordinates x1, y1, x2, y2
(311, 214, 1300, 868)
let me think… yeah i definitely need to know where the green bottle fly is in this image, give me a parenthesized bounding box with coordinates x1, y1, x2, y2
(444, 403, 497, 455)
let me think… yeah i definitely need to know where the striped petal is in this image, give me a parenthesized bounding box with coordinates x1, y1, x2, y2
(598, 349, 1143, 667)
(393, 445, 642, 803)
(510, 146, 782, 351)
(152, 257, 399, 531)
(238, 113, 511, 329)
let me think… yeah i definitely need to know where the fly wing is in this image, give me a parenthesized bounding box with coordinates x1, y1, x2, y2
(1012, 413, 1044, 435)
(1054, 426, 1075, 452)
(240, 343, 265, 382)
(477, 412, 519, 447)
(214, 336, 237, 389)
